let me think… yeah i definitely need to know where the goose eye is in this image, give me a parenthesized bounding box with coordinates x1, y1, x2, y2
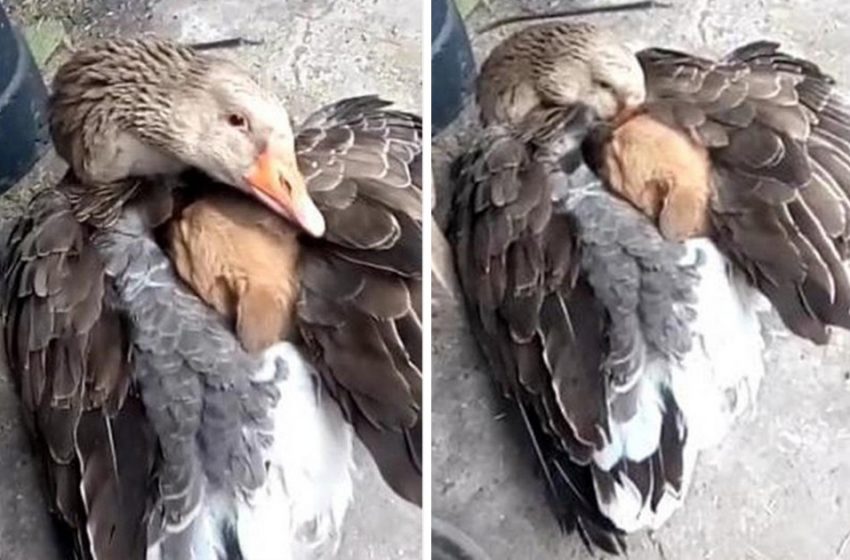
(227, 113, 248, 130)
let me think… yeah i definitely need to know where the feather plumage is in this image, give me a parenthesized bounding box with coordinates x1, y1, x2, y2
(636, 42, 850, 342)
(450, 21, 849, 554)
(2, 185, 155, 560)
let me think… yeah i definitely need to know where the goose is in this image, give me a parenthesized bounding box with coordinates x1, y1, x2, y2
(1, 38, 421, 560)
(448, 20, 850, 553)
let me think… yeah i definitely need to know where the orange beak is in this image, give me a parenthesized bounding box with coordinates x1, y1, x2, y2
(245, 145, 326, 237)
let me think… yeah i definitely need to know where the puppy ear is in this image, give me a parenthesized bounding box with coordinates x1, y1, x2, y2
(237, 284, 287, 354)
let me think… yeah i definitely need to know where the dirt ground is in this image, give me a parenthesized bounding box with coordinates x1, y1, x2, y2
(0, 1, 422, 559)
(431, 1, 850, 559)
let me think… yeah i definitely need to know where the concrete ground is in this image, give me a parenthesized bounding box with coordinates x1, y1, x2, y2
(432, 1, 850, 559)
(0, 1, 421, 559)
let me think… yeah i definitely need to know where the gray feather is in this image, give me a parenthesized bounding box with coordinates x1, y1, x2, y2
(559, 182, 697, 394)
(92, 203, 279, 548)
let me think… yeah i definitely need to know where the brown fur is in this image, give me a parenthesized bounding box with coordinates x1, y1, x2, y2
(167, 192, 301, 353)
(603, 114, 712, 241)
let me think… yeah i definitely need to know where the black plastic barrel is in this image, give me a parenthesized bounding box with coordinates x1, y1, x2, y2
(0, 4, 49, 193)
(431, 0, 476, 136)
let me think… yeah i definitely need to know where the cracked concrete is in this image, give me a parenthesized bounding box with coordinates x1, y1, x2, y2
(0, 0, 421, 559)
(432, 1, 850, 559)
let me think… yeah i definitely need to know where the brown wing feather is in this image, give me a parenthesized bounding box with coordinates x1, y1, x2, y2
(639, 42, 850, 342)
(449, 122, 625, 554)
(1, 181, 154, 560)
(296, 96, 423, 505)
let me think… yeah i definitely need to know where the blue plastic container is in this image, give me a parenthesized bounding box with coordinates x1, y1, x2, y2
(0, 5, 49, 193)
(431, 0, 476, 135)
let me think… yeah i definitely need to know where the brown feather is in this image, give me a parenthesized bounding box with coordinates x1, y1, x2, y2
(2, 186, 152, 559)
(450, 118, 630, 549)
(75, 402, 156, 560)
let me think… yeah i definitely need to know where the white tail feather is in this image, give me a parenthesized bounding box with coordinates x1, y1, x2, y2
(593, 370, 665, 470)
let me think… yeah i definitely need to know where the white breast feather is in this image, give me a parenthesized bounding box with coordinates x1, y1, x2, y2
(673, 239, 766, 450)
(237, 342, 355, 560)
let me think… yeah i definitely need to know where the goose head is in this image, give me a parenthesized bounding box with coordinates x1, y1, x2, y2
(478, 22, 646, 126)
(50, 39, 325, 237)
(575, 25, 646, 120)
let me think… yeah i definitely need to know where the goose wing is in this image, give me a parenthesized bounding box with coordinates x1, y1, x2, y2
(638, 42, 850, 342)
(295, 96, 423, 505)
(450, 109, 626, 553)
(1, 183, 153, 560)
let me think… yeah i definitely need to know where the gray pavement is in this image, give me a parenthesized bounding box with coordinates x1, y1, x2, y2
(0, 1, 422, 558)
(432, 1, 850, 558)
